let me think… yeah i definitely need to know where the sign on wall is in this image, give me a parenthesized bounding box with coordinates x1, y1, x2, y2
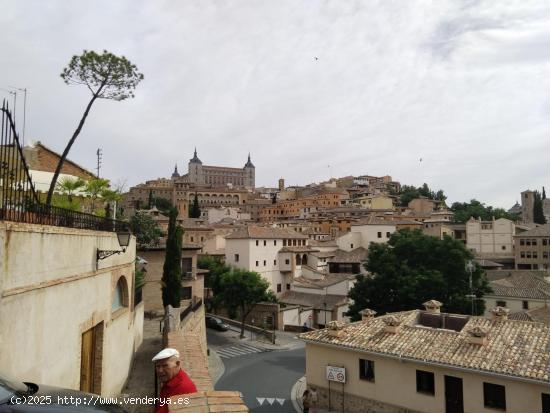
(326, 365, 346, 383)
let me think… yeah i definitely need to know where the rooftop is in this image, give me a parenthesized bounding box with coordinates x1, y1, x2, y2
(509, 306, 550, 324)
(225, 226, 308, 240)
(280, 291, 348, 310)
(487, 272, 550, 300)
(514, 223, 550, 237)
(300, 309, 550, 384)
(293, 273, 356, 289)
(327, 247, 369, 263)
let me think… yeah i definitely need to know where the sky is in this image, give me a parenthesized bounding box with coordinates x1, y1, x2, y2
(1, 0, 550, 208)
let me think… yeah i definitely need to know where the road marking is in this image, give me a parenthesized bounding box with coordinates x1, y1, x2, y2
(217, 343, 273, 359)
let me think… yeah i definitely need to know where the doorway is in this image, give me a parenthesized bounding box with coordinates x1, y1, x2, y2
(444, 375, 464, 413)
(80, 322, 104, 394)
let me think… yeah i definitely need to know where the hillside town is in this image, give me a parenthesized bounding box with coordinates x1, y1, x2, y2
(2, 2, 550, 413)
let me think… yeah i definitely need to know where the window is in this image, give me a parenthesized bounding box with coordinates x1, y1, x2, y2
(532, 239, 538, 246)
(274, 260, 277, 265)
(520, 239, 525, 246)
(264, 240, 267, 246)
(533, 252, 538, 259)
(181, 286, 192, 300)
(286, 283, 290, 290)
(263, 260, 266, 266)
(256, 240, 259, 246)
(350, 243, 354, 249)
(496, 300, 507, 307)
(274, 240, 277, 246)
(285, 259, 290, 265)
(182, 257, 192, 274)
(484, 382, 506, 410)
(359, 359, 375, 382)
(190, 236, 194, 242)
(501, 245, 506, 250)
(234, 254, 239, 262)
(542, 393, 550, 413)
(521, 252, 526, 258)
(377, 232, 382, 238)
(522, 300, 529, 310)
(526, 239, 531, 246)
(256, 261, 259, 267)
(277, 284, 281, 293)
(543, 239, 548, 246)
(386, 232, 391, 238)
(283, 239, 287, 246)
(416, 370, 435, 395)
(544, 252, 549, 259)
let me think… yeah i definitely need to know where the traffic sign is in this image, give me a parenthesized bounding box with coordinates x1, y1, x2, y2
(326, 365, 346, 383)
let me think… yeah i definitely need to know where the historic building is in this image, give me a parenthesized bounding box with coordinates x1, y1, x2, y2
(177, 149, 255, 189)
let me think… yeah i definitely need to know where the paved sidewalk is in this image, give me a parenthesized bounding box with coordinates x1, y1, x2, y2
(291, 376, 333, 413)
(122, 315, 164, 413)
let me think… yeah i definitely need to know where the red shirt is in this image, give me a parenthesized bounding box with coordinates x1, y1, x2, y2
(155, 369, 197, 413)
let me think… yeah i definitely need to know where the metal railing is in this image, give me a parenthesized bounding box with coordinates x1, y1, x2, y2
(0, 101, 129, 233)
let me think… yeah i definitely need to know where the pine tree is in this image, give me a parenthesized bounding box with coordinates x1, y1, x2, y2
(162, 208, 183, 308)
(533, 190, 547, 225)
(148, 189, 154, 209)
(543, 187, 546, 200)
(189, 192, 201, 218)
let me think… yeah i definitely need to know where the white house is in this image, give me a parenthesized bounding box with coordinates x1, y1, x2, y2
(466, 217, 516, 256)
(225, 226, 315, 295)
(336, 218, 396, 252)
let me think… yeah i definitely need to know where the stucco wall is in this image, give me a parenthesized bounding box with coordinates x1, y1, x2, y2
(0, 222, 141, 396)
(305, 342, 549, 413)
(483, 296, 547, 316)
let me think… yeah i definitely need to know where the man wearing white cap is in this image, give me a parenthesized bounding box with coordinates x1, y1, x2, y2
(152, 348, 197, 413)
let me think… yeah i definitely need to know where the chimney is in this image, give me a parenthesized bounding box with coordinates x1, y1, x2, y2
(382, 315, 402, 334)
(467, 326, 489, 346)
(423, 299, 443, 314)
(491, 306, 509, 321)
(359, 308, 377, 322)
(327, 321, 346, 338)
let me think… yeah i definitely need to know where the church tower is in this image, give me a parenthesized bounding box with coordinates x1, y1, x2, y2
(188, 148, 204, 185)
(244, 153, 255, 189)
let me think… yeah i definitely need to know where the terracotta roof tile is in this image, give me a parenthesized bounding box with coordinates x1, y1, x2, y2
(299, 310, 550, 384)
(225, 226, 308, 239)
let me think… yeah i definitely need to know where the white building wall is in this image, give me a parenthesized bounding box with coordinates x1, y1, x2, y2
(466, 218, 514, 255)
(29, 170, 89, 194)
(336, 232, 361, 251)
(483, 296, 547, 316)
(0, 221, 140, 396)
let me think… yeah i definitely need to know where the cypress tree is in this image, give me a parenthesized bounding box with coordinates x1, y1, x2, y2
(543, 187, 547, 200)
(533, 190, 547, 225)
(148, 189, 154, 209)
(189, 192, 201, 218)
(162, 208, 183, 307)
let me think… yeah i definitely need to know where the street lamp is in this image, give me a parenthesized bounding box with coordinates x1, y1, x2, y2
(465, 260, 475, 315)
(97, 230, 131, 264)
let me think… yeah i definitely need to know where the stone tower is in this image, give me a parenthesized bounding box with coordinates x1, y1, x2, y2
(278, 178, 285, 191)
(244, 153, 255, 189)
(521, 190, 535, 224)
(188, 148, 204, 185)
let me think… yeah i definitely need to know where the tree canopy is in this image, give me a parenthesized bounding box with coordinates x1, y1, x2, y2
(189, 193, 201, 218)
(399, 183, 446, 206)
(129, 212, 163, 248)
(46, 50, 144, 205)
(533, 190, 547, 224)
(347, 229, 491, 320)
(450, 199, 518, 223)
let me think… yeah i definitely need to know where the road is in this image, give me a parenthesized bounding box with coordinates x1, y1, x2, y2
(208, 329, 305, 413)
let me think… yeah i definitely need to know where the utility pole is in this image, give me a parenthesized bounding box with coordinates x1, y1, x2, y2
(466, 260, 475, 315)
(96, 148, 102, 178)
(9, 86, 27, 145)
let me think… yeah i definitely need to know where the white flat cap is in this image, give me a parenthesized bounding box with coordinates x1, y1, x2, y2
(152, 348, 180, 362)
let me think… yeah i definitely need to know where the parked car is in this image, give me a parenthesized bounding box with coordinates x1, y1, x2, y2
(0, 373, 126, 412)
(205, 316, 230, 331)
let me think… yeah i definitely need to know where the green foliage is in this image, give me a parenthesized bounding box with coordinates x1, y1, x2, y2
(399, 183, 446, 207)
(60, 49, 144, 100)
(130, 212, 163, 248)
(148, 190, 154, 209)
(347, 229, 491, 320)
(47, 50, 144, 205)
(153, 197, 173, 213)
(543, 187, 547, 200)
(135, 264, 146, 290)
(162, 208, 183, 308)
(533, 190, 547, 224)
(52, 196, 82, 212)
(189, 193, 201, 218)
(450, 199, 519, 223)
(56, 177, 85, 202)
(218, 268, 273, 338)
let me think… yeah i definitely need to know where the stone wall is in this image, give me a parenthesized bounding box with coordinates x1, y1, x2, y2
(315, 385, 422, 413)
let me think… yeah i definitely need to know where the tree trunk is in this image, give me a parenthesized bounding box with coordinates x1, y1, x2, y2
(46, 94, 99, 205)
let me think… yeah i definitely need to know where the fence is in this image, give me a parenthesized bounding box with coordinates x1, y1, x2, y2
(0, 101, 128, 233)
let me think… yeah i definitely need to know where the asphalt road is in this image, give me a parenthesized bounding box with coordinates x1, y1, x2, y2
(215, 347, 305, 413)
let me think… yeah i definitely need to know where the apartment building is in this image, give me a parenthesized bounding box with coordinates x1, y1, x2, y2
(514, 224, 550, 270)
(225, 226, 313, 295)
(300, 300, 550, 413)
(336, 218, 396, 252)
(466, 217, 516, 256)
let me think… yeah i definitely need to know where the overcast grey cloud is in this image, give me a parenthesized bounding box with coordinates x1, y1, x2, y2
(1, 0, 549, 207)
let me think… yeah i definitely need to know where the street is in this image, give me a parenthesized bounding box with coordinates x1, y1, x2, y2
(208, 329, 305, 413)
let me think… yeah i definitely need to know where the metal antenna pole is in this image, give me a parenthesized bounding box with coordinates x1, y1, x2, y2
(9, 86, 27, 145)
(96, 148, 102, 178)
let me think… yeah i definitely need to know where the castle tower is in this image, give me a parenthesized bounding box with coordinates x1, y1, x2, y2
(521, 190, 535, 224)
(278, 178, 285, 191)
(188, 148, 204, 185)
(244, 153, 255, 189)
(171, 163, 180, 179)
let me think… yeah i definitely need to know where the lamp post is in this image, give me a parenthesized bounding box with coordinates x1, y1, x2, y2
(465, 260, 475, 315)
